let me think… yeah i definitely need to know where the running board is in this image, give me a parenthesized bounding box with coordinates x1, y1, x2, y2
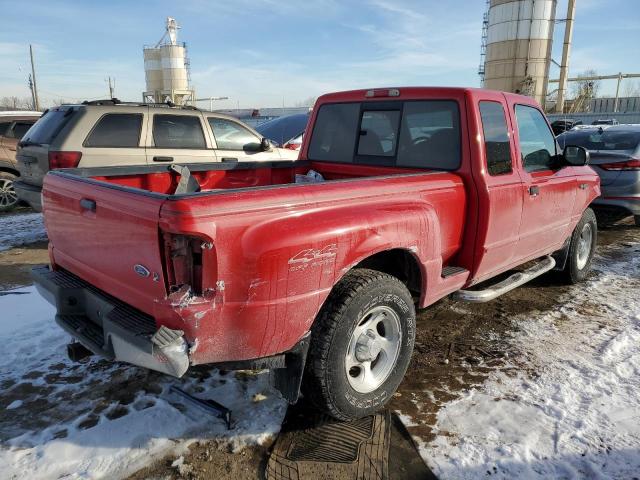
(452, 256, 556, 303)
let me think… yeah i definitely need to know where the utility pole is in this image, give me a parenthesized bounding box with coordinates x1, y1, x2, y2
(29, 44, 40, 111)
(555, 0, 576, 114)
(107, 76, 115, 99)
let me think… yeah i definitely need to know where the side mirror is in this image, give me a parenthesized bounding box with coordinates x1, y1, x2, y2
(563, 145, 590, 166)
(260, 137, 271, 152)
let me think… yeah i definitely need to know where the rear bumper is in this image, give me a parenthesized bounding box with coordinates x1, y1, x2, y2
(14, 181, 43, 212)
(32, 266, 190, 377)
(31, 266, 311, 401)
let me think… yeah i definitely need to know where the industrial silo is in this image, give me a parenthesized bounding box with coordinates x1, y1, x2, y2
(483, 0, 557, 106)
(143, 47, 163, 95)
(160, 43, 189, 92)
(142, 17, 195, 105)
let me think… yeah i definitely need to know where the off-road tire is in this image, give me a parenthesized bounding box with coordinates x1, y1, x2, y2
(561, 208, 597, 284)
(302, 268, 415, 421)
(0, 171, 19, 212)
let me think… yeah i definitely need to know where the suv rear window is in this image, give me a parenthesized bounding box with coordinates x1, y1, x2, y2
(153, 115, 206, 149)
(21, 108, 74, 145)
(308, 100, 461, 170)
(84, 114, 142, 148)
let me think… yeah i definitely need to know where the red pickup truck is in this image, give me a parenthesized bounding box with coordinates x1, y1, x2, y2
(33, 87, 599, 420)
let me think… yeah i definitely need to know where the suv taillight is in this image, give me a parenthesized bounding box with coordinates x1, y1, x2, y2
(599, 159, 640, 171)
(49, 151, 82, 169)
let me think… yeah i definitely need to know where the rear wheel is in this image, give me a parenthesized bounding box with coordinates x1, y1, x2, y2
(561, 208, 597, 284)
(0, 172, 19, 212)
(302, 269, 415, 421)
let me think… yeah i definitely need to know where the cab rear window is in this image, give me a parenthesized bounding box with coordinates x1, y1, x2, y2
(308, 100, 461, 170)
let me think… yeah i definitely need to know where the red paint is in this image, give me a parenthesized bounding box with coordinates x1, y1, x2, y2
(42, 87, 600, 366)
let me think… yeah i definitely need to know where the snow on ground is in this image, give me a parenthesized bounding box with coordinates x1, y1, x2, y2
(424, 241, 640, 479)
(0, 212, 46, 252)
(0, 286, 287, 480)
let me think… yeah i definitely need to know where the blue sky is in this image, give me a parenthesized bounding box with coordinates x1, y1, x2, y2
(1, 0, 638, 109)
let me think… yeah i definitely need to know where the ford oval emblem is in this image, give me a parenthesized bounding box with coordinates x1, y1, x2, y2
(134, 264, 150, 278)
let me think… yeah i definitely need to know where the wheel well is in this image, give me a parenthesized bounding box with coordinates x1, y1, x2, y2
(355, 249, 422, 296)
(0, 166, 19, 177)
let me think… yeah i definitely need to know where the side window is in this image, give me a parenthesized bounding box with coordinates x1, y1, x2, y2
(85, 114, 142, 148)
(479, 101, 512, 176)
(208, 118, 260, 150)
(153, 115, 206, 149)
(397, 101, 461, 170)
(514, 105, 557, 172)
(358, 110, 400, 156)
(11, 122, 36, 140)
(308, 103, 360, 162)
(0, 122, 11, 137)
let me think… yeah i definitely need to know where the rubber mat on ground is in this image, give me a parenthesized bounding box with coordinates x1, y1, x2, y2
(266, 406, 390, 480)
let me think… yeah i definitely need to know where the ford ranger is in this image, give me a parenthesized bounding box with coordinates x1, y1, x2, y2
(33, 87, 599, 420)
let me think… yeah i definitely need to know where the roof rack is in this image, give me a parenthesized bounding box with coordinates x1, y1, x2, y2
(80, 98, 199, 110)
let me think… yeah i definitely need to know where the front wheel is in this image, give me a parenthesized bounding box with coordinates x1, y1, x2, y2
(561, 208, 597, 284)
(302, 269, 416, 421)
(0, 172, 20, 212)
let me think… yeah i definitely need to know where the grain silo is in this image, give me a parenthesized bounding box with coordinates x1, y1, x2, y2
(482, 0, 557, 106)
(142, 18, 195, 105)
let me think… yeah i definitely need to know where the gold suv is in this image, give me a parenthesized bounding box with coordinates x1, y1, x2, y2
(15, 100, 298, 211)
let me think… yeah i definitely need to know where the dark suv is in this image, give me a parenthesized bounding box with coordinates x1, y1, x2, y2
(0, 111, 42, 211)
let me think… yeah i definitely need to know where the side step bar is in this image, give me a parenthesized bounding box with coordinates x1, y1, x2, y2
(453, 256, 556, 303)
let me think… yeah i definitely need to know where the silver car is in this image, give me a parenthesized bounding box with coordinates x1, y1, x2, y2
(558, 125, 640, 226)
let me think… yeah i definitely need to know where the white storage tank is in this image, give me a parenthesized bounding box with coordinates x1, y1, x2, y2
(483, 0, 557, 105)
(160, 44, 189, 92)
(143, 47, 163, 94)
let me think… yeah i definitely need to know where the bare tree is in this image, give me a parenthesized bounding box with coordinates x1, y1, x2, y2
(622, 80, 640, 98)
(294, 96, 317, 108)
(571, 69, 601, 100)
(0, 96, 34, 110)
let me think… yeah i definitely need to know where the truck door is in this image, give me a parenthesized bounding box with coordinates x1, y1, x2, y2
(510, 103, 577, 258)
(471, 98, 525, 281)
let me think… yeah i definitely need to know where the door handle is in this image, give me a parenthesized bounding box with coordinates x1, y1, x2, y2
(80, 198, 96, 212)
(221, 157, 238, 163)
(529, 186, 540, 197)
(153, 156, 173, 162)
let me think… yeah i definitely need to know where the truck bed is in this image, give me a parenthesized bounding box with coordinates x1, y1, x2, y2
(61, 160, 425, 196)
(42, 160, 465, 366)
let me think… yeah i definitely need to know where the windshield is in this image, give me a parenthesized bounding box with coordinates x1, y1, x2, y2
(21, 108, 75, 145)
(255, 114, 309, 146)
(558, 129, 640, 152)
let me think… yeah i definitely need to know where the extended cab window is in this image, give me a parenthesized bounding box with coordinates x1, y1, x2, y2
(85, 114, 142, 148)
(479, 101, 512, 175)
(0, 122, 12, 137)
(10, 121, 36, 140)
(308, 103, 360, 162)
(153, 115, 206, 149)
(515, 105, 557, 172)
(208, 118, 260, 150)
(308, 100, 461, 169)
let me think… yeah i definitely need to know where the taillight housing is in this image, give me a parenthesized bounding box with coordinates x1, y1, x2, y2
(599, 159, 640, 171)
(162, 233, 213, 296)
(49, 151, 82, 169)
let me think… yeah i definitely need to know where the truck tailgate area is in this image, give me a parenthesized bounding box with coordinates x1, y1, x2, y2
(43, 173, 168, 316)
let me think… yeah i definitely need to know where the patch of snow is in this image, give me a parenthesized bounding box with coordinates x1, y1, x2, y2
(423, 243, 640, 479)
(0, 286, 287, 480)
(0, 212, 46, 252)
(6, 400, 22, 410)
